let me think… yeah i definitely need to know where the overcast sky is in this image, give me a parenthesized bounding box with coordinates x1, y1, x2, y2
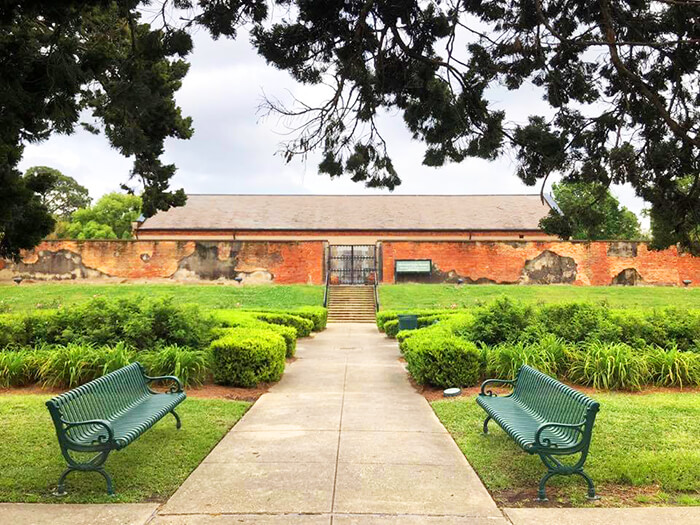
(18, 25, 648, 228)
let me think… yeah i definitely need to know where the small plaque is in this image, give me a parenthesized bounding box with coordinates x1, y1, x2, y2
(395, 260, 432, 273)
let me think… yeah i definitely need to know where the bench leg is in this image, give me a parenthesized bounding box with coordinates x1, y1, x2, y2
(171, 409, 182, 429)
(537, 470, 557, 501)
(576, 470, 599, 500)
(55, 450, 114, 496)
(482, 415, 491, 434)
(536, 452, 598, 501)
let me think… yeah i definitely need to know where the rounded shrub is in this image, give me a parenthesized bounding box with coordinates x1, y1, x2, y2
(212, 311, 297, 357)
(384, 319, 400, 338)
(403, 329, 482, 388)
(292, 307, 328, 331)
(252, 312, 313, 337)
(210, 329, 286, 387)
(469, 297, 533, 345)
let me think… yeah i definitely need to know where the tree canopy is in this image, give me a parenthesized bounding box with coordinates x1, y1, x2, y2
(25, 167, 92, 220)
(60, 193, 142, 240)
(1, 1, 699, 254)
(540, 181, 642, 240)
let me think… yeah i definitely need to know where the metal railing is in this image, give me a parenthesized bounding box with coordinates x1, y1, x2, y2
(323, 267, 330, 307)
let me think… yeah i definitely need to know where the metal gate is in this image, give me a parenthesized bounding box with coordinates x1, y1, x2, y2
(327, 245, 377, 285)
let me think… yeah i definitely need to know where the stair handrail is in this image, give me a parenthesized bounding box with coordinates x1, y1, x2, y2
(373, 268, 380, 312)
(323, 268, 330, 307)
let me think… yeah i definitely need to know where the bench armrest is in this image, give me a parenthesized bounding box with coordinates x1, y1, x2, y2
(145, 374, 184, 393)
(534, 421, 585, 449)
(479, 378, 516, 397)
(62, 418, 114, 444)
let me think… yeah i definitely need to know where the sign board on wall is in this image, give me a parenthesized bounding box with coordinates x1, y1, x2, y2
(395, 259, 432, 274)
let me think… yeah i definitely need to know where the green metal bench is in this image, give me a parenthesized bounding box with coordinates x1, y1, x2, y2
(477, 365, 600, 501)
(46, 362, 186, 495)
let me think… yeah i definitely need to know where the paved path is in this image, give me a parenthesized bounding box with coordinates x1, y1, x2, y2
(156, 323, 506, 524)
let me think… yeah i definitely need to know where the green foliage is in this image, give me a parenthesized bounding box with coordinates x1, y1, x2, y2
(0, 296, 214, 351)
(26, 166, 91, 220)
(647, 346, 700, 388)
(469, 298, 533, 346)
(0, 2, 194, 257)
(568, 342, 650, 391)
(384, 319, 400, 338)
(140, 345, 211, 387)
(251, 312, 313, 337)
(290, 306, 328, 331)
(540, 181, 642, 240)
(0, 168, 56, 260)
(62, 193, 142, 239)
(210, 329, 286, 387)
(37, 343, 102, 388)
(486, 335, 568, 380)
(535, 302, 620, 344)
(402, 329, 482, 388)
(0, 349, 41, 387)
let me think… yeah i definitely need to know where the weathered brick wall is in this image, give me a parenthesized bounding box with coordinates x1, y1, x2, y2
(381, 240, 700, 286)
(0, 240, 325, 284)
(4, 239, 700, 286)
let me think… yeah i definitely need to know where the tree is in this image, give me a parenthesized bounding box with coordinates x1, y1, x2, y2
(250, 0, 700, 252)
(24, 167, 92, 220)
(2, 1, 699, 253)
(0, 169, 56, 260)
(62, 193, 142, 240)
(540, 181, 641, 240)
(648, 175, 700, 252)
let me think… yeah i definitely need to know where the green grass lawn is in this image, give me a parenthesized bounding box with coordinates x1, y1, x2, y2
(0, 283, 323, 313)
(0, 394, 249, 503)
(433, 392, 700, 507)
(380, 284, 700, 310)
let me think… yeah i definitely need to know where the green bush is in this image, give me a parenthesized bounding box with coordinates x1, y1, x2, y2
(376, 309, 460, 331)
(212, 310, 297, 357)
(403, 329, 482, 388)
(37, 343, 102, 388)
(647, 346, 700, 388)
(469, 297, 533, 345)
(536, 302, 621, 343)
(568, 341, 649, 391)
(0, 296, 214, 351)
(384, 319, 400, 338)
(210, 329, 286, 387)
(252, 312, 313, 337)
(290, 306, 327, 331)
(140, 345, 211, 387)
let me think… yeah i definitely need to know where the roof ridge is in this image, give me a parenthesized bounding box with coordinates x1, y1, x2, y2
(184, 193, 544, 197)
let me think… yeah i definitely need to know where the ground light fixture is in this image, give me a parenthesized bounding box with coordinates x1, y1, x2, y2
(683, 279, 692, 287)
(443, 387, 461, 397)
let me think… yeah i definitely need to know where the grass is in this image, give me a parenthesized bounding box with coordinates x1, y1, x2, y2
(432, 392, 700, 507)
(380, 284, 700, 310)
(0, 283, 323, 313)
(0, 394, 249, 503)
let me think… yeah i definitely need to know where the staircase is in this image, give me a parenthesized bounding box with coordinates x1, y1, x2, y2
(326, 285, 377, 323)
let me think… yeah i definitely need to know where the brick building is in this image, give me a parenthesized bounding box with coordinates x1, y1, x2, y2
(133, 194, 558, 243)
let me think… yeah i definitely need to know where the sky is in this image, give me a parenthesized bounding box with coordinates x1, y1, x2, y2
(18, 22, 648, 228)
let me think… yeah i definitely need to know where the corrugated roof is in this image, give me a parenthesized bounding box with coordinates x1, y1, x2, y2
(138, 194, 553, 231)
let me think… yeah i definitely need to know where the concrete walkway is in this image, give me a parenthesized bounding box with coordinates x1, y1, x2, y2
(155, 323, 506, 524)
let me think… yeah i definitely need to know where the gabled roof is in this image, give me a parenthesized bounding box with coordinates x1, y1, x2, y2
(138, 194, 553, 231)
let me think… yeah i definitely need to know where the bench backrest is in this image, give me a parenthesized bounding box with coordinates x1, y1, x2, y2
(46, 362, 150, 426)
(513, 365, 599, 442)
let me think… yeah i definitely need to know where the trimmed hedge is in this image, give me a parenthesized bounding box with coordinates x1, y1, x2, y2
(241, 306, 327, 332)
(210, 328, 286, 387)
(251, 312, 314, 337)
(402, 328, 482, 388)
(212, 311, 297, 357)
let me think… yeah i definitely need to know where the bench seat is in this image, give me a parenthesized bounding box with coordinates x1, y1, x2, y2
(476, 395, 579, 451)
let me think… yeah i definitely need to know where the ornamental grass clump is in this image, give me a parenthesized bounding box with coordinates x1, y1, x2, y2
(647, 345, 700, 388)
(37, 343, 102, 388)
(485, 335, 568, 380)
(567, 341, 649, 391)
(0, 349, 42, 387)
(140, 345, 211, 387)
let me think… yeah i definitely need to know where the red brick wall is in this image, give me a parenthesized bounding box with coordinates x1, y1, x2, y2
(4, 239, 700, 287)
(1, 240, 325, 284)
(381, 240, 700, 286)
